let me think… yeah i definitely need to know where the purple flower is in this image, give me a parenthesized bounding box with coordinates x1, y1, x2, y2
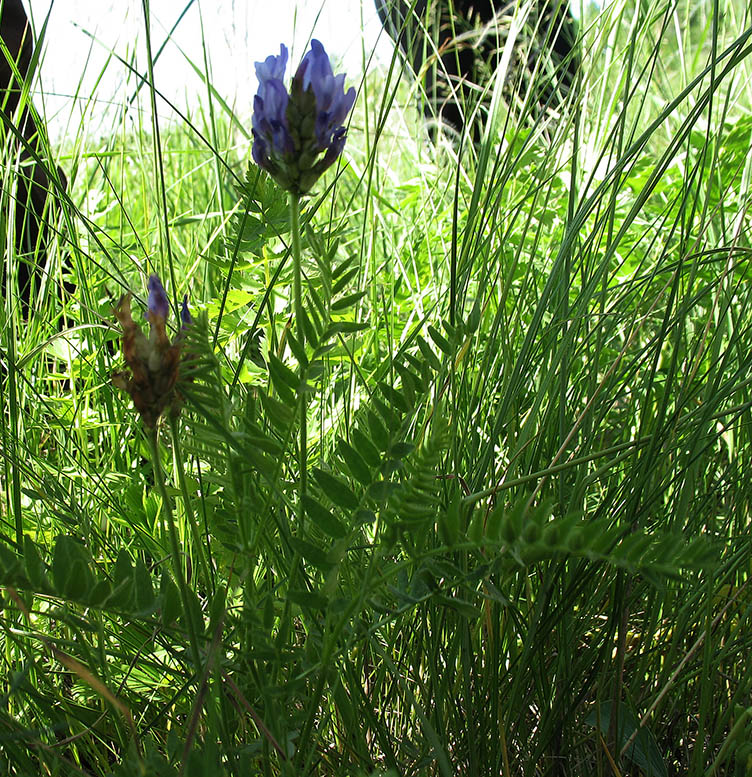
(251, 40, 356, 195)
(256, 44, 288, 83)
(147, 274, 169, 322)
(180, 295, 192, 329)
(294, 40, 356, 151)
(251, 45, 293, 168)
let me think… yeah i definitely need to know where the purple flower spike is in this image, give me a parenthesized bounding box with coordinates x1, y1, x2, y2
(296, 40, 356, 150)
(180, 295, 193, 329)
(147, 274, 169, 322)
(251, 40, 356, 195)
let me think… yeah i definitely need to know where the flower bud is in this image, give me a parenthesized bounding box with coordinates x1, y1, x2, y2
(112, 275, 192, 428)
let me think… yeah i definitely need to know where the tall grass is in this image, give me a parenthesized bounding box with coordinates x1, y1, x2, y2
(2, 0, 752, 775)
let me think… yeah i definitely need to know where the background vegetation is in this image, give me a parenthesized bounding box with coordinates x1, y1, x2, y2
(1, 0, 752, 775)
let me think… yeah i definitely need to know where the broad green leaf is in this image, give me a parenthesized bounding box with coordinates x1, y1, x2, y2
(331, 291, 367, 311)
(24, 536, 51, 593)
(111, 549, 135, 609)
(133, 559, 156, 613)
(325, 321, 368, 336)
(303, 494, 348, 538)
(331, 266, 359, 295)
(585, 701, 667, 777)
(313, 468, 359, 510)
(52, 536, 94, 602)
(286, 331, 308, 366)
(394, 363, 419, 405)
(427, 324, 452, 355)
(181, 587, 203, 633)
(366, 410, 389, 451)
(267, 353, 298, 392)
(438, 496, 462, 547)
(390, 441, 414, 459)
(352, 427, 382, 468)
(160, 572, 181, 627)
(287, 589, 328, 610)
(259, 390, 294, 429)
(332, 255, 355, 280)
(289, 536, 332, 570)
(337, 439, 372, 486)
(378, 381, 409, 413)
(0, 544, 25, 586)
(417, 335, 443, 372)
(367, 479, 397, 502)
(89, 580, 112, 607)
(300, 307, 318, 344)
(435, 594, 481, 619)
(372, 395, 400, 427)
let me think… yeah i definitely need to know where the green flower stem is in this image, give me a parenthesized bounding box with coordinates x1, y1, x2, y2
(148, 427, 202, 669)
(168, 413, 214, 593)
(289, 193, 307, 526)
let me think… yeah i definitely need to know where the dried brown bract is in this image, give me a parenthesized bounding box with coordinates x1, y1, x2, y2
(112, 275, 190, 428)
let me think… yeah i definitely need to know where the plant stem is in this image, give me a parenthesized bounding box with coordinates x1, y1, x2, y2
(289, 193, 306, 528)
(148, 426, 202, 669)
(168, 413, 214, 593)
(4, 323, 23, 550)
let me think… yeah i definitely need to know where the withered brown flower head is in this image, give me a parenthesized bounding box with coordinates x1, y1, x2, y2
(112, 274, 189, 428)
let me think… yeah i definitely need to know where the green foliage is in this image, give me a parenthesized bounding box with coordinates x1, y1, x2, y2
(585, 700, 667, 777)
(2, 1, 752, 775)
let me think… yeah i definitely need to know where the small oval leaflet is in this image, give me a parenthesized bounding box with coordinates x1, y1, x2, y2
(303, 494, 348, 538)
(313, 467, 360, 510)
